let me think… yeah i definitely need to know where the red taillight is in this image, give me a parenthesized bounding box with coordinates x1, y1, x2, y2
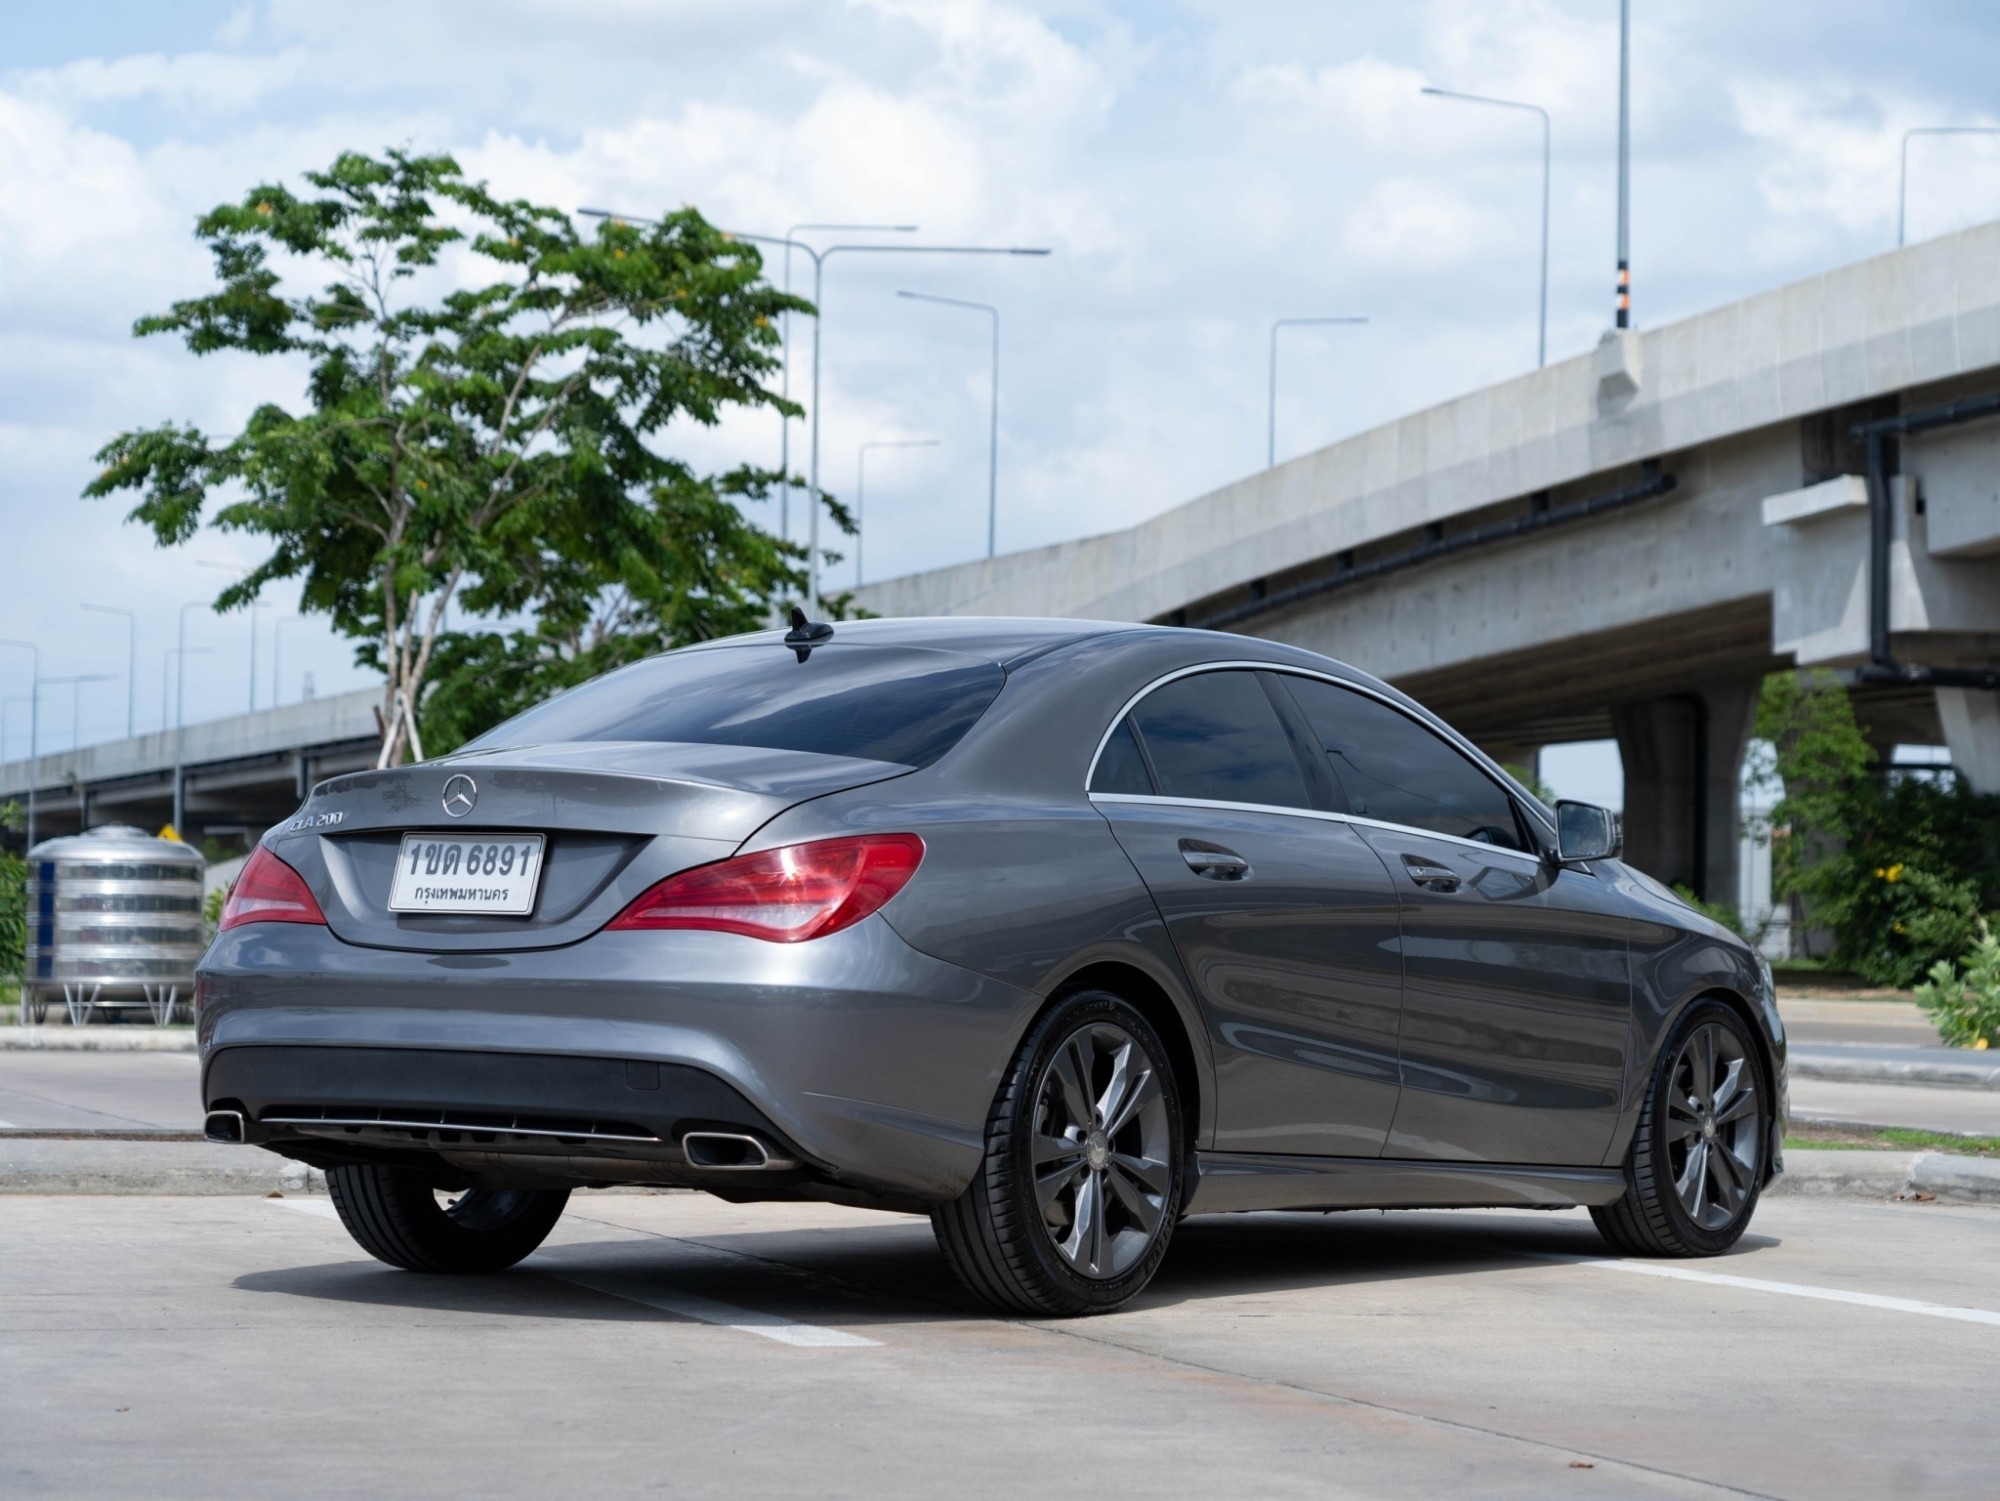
(606, 834, 924, 943)
(219, 845, 327, 931)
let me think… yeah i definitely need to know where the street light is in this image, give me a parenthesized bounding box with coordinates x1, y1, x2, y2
(40, 674, 116, 754)
(1422, 85, 1551, 368)
(272, 616, 304, 708)
(1268, 318, 1368, 468)
(896, 290, 1003, 556)
(195, 560, 261, 712)
(577, 208, 1051, 611)
(779, 223, 919, 542)
(1, 696, 29, 772)
(172, 601, 211, 835)
(1899, 126, 2000, 246)
(1615, 0, 1632, 328)
(0, 639, 39, 848)
(161, 647, 212, 730)
(79, 604, 136, 739)
(855, 438, 940, 587)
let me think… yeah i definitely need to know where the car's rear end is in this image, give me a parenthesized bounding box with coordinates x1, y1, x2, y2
(197, 631, 1052, 1211)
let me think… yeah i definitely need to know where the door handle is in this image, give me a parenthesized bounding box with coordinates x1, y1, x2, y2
(1402, 857, 1461, 892)
(1179, 840, 1250, 880)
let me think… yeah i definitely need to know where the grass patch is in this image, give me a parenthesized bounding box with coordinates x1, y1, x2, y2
(1787, 1121, 2000, 1157)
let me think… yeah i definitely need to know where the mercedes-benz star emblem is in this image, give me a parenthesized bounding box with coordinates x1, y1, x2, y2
(441, 774, 478, 819)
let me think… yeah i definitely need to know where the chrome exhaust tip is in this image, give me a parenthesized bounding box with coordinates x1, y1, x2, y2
(204, 1110, 247, 1144)
(680, 1130, 797, 1171)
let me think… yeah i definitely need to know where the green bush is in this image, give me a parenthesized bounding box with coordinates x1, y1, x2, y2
(0, 800, 24, 981)
(1916, 921, 2000, 1050)
(1754, 672, 2000, 987)
(1815, 861, 1984, 988)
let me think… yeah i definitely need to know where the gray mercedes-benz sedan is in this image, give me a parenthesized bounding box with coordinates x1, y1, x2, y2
(198, 616, 1786, 1316)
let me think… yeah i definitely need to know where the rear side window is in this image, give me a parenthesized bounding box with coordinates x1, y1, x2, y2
(1090, 719, 1154, 795)
(467, 645, 1006, 769)
(1128, 671, 1312, 810)
(1280, 677, 1525, 849)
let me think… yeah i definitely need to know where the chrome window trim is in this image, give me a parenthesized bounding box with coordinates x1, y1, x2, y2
(1087, 791, 1548, 866)
(1083, 659, 1557, 840)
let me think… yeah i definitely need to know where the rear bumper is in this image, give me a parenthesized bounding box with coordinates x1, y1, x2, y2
(205, 1044, 824, 1193)
(197, 915, 1043, 1203)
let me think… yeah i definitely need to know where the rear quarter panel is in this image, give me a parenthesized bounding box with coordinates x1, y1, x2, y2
(740, 634, 1234, 1147)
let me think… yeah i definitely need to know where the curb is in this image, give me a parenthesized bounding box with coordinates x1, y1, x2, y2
(0, 1137, 324, 1195)
(1769, 1148, 2000, 1203)
(0, 1026, 196, 1053)
(1789, 1054, 2000, 1091)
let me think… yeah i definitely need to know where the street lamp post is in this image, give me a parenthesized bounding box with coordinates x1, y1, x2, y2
(41, 674, 116, 755)
(1, 696, 29, 774)
(80, 604, 136, 739)
(855, 438, 940, 587)
(161, 648, 212, 731)
(780, 223, 918, 542)
(896, 291, 1003, 556)
(1615, 0, 1632, 328)
(1899, 126, 2000, 246)
(1268, 318, 1368, 468)
(195, 560, 261, 712)
(272, 616, 303, 708)
(1421, 85, 1551, 368)
(0, 640, 39, 849)
(172, 601, 210, 836)
(577, 209, 1050, 612)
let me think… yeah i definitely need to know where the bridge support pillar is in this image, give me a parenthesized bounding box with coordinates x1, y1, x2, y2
(1938, 689, 2000, 794)
(1611, 682, 1759, 905)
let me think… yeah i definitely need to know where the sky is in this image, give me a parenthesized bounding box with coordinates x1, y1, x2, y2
(5, 0, 2000, 810)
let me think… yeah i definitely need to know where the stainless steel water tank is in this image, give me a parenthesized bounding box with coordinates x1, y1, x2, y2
(24, 825, 207, 1025)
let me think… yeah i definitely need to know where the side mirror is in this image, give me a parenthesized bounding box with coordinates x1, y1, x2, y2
(1555, 800, 1622, 863)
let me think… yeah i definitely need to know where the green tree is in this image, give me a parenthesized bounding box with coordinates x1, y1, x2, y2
(0, 800, 25, 983)
(1752, 670, 2000, 984)
(86, 148, 818, 765)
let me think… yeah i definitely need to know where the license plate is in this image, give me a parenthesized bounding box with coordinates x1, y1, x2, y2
(388, 833, 546, 915)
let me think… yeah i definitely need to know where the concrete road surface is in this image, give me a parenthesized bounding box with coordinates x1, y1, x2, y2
(3, 1192, 1997, 1499)
(0, 1051, 199, 1131)
(1790, 1077, 2000, 1136)
(1777, 998, 1942, 1048)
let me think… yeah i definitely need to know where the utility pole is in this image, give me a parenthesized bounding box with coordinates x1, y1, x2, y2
(1615, 0, 1632, 328)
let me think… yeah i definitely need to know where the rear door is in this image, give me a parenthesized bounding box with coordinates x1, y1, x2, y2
(1275, 675, 1632, 1166)
(1090, 669, 1404, 1158)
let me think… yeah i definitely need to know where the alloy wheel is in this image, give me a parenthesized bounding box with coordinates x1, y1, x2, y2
(1665, 1020, 1762, 1230)
(1031, 1021, 1174, 1280)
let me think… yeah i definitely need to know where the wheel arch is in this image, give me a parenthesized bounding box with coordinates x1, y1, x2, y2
(1607, 984, 1781, 1180)
(1047, 958, 1209, 1167)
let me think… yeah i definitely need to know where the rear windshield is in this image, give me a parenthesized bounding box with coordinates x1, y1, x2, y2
(465, 644, 1006, 769)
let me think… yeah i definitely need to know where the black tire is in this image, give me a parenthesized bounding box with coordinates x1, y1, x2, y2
(932, 989, 1184, 1317)
(326, 1163, 570, 1273)
(1592, 999, 1768, 1257)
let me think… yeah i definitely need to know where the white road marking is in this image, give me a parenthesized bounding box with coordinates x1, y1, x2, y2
(262, 1196, 876, 1347)
(549, 1269, 878, 1348)
(1538, 1253, 2000, 1328)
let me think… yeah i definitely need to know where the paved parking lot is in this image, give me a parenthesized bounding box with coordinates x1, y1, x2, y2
(4, 1190, 1995, 1499)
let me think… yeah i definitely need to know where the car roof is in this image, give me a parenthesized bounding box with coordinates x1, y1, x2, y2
(689, 616, 1155, 667)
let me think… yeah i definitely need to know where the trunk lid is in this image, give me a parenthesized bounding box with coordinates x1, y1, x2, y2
(278, 741, 908, 952)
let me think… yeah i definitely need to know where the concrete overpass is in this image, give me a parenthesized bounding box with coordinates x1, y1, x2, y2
(858, 221, 2000, 902)
(0, 689, 378, 849)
